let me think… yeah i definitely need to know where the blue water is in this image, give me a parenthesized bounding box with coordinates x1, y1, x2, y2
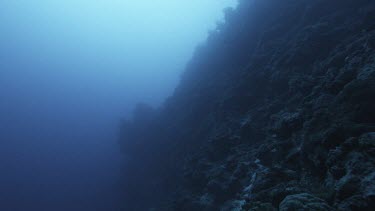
(0, 1, 237, 210)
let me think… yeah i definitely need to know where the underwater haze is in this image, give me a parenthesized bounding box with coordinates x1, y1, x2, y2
(0, 0, 237, 210)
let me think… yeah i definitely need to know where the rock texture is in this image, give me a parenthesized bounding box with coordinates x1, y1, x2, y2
(119, 0, 375, 210)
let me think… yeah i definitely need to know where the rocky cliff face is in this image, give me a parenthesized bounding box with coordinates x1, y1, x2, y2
(119, 0, 375, 210)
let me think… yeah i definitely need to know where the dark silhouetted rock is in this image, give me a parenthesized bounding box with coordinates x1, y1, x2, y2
(119, 0, 375, 210)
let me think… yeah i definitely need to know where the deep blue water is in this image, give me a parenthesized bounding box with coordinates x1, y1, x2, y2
(0, 1, 236, 210)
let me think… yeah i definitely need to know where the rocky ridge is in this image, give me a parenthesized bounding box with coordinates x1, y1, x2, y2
(120, 0, 375, 210)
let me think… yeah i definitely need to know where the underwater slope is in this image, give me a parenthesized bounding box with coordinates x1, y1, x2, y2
(119, 0, 375, 210)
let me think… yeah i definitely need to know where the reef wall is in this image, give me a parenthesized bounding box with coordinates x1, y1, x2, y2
(119, 0, 375, 210)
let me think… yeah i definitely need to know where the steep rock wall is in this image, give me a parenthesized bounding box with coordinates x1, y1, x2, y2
(119, 0, 375, 210)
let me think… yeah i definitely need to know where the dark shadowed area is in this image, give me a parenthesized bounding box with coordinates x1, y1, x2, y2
(118, 0, 375, 210)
